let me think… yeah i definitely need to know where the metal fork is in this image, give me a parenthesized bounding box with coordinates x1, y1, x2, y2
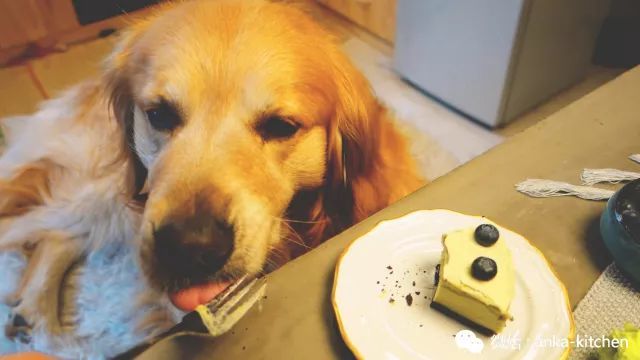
(112, 275, 267, 359)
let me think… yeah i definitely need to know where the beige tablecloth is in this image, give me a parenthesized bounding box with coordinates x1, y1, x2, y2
(571, 264, 640, 359)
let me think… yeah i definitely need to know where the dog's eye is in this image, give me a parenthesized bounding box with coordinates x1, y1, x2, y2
(145, 102, 181, 132)
(257, 116, 300, 140)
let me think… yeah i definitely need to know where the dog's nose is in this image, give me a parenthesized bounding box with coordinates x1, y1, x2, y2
(152, 217, 234, 277)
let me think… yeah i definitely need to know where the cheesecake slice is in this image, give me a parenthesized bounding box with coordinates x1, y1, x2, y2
(432, 224, 515, 334)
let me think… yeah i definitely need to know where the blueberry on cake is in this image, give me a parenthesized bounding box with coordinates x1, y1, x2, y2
(431, 224, 515, 334)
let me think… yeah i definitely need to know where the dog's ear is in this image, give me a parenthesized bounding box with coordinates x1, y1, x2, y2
(328, 58, 386, 222)
(102, 23, 152, 203)
(300, 53, 424, 247)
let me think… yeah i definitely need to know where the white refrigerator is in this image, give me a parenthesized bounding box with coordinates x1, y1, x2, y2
(394, 0, 610, 127)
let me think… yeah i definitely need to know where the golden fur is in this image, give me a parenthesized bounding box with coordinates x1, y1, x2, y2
(0, 0, 424, 341)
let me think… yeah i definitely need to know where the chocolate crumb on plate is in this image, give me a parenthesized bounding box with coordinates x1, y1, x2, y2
(389, 298, 395, 303)
(387, 265, 393, 270)
(405, 294, 413, 306)
(415, 291, 421, 295)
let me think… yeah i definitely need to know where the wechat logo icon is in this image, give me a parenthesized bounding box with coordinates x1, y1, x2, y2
(455, 329, 484, 354)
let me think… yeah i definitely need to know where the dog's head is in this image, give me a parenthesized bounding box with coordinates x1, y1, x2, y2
(105, 0, 420, 310)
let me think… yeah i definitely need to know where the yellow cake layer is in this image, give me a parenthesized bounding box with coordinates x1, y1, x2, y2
(433, 227, 515, 333)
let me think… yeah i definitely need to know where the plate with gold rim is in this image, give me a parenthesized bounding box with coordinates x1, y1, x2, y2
(332, 210, 574, 359)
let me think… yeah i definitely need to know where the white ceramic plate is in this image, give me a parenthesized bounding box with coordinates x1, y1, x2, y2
(333, 210, 574, 360)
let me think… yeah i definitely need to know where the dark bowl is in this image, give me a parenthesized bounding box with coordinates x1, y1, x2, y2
(600, 179, 640, 283)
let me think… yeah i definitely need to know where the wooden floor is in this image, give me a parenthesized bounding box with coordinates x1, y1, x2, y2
(0, 2, 627, 139)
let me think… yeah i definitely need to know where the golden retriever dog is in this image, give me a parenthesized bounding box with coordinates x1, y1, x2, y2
(0, 0, 424, 342)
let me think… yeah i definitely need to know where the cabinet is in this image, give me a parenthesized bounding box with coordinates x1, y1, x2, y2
(0, 0, 78, 50)
(0, 0, 157, 65)
(394, 0, 611, 127)
(315, 0, 397, 43)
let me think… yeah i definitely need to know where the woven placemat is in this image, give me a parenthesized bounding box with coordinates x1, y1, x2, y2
(570, 263, 640, 359)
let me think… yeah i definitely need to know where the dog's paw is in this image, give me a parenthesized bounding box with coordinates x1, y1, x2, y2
(4, 311, 32, 344)
(4, 294, 64, 342)
(4, 293, 22, 308)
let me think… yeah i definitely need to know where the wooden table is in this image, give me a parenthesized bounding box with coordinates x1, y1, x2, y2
(141, 66, 640, 359)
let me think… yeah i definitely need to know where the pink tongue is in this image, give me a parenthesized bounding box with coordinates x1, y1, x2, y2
(169, 281, 233, 312)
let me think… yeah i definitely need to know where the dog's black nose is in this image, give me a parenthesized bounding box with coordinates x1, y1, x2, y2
(153, 216, 234, 279)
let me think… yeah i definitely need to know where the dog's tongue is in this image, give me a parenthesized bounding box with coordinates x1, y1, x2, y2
(169, 281, 233, 312)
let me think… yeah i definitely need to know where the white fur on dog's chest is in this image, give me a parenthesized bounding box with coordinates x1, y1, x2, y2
(46, 171, 141, 250)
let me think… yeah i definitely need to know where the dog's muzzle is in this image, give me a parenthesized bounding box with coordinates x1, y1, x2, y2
(152, 214, 234, 285)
